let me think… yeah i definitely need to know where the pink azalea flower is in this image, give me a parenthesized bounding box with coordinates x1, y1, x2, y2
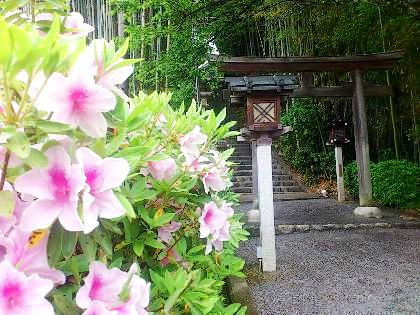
(0, 181, 25, 236)
(220, 201, 235, 218)
(76, 261, 150, 314)
(64, 12, 95, 36)
(202, 170, 227, 193)
(82, 300, 117, 315)
(199, 201, 232, 254)
(179, 125, 207, 157)
(183, 154, 209, 173)
(0, 260, 54, 315)
(73, 39, 133, 99)
(32, 67, 116, 138)
(158, 221, 182, 244)
(35, 12, 94, 37)
(76, 148, 130, 233)
(14, 145, 86, 231)
(199, 202, 227, 238)
(0, 227, 65, 284)
(147, 158, 176, 181)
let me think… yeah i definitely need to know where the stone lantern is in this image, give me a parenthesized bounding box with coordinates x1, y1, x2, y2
(222, 75, 295, 273)
(327, 118, 349, 202)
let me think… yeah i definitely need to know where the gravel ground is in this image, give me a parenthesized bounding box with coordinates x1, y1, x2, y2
(238, 229, 420, 315)
(237, 198, 407, 225)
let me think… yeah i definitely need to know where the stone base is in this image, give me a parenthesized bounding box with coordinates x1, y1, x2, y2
(247, 209, 260, 222)
(354, 206, 383, 219)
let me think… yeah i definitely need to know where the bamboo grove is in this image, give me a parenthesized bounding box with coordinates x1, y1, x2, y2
(71, 0, 420, 168)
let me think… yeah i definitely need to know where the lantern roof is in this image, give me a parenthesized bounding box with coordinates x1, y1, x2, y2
(223, 75, 297, 93)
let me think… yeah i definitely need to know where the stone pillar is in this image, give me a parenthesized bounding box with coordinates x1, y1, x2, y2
(256, 135, 276, 272)
(335, 146, 345, 202)
(251, 140, 258, 200)
(352, 69, 372, 206)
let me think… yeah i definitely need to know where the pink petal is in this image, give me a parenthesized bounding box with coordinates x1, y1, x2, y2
(93, 190, 125, 219)
(19, 200, 62, 231)
(14, 168, 54, 200)
(83, 202, 100, 234)
(33, 73, 70, 112)
(84, 85, 116, 113)
(3, 227, 65, 284)
(57, 201, 84, 231)
(45, 145, 71, 170)
(101, 157, 130, 191)
(98, 64, 133, 89)
(67, 164, 88, 201)
(82, 300, 115, 315)
(78, 112, 108, 138)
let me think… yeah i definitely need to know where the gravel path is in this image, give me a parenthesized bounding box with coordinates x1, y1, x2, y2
(237, 198, 407, 225)
(238, 229, 420, 315)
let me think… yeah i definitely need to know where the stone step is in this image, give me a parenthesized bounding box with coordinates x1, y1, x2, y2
(234, 169, 289, 176)
(273, 186, 304, 193)
(231, 164, 285, 171)
(232, 174, 294, 182)
(232, 186, 304, 194)
(232, 180, 300, 188)
(230, 156, 252, 161)
(239, 192, 318, 202)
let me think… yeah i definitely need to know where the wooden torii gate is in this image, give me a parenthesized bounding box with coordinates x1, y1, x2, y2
(215, 50, 404, 207)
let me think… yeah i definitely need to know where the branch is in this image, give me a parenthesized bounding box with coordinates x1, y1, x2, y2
(0, 149, 11, 190)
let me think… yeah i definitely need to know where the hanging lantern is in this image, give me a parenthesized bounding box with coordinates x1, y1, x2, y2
(246, 93, 281, 131)
(327, 118, 350, 146)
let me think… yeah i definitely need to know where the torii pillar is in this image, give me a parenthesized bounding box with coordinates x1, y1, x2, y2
(352, 69, 372, 206)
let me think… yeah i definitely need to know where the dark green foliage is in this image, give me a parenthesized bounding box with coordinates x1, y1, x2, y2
(345, 160, 420, 208)
(279, 98, 336, 182)
(372, 160, 420, 208)
(343, 161, 359, 199)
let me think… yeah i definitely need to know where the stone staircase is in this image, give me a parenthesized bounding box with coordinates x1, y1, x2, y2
(222, 140, 315, 202)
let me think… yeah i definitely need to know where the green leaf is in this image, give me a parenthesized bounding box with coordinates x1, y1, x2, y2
(93, 227, 113, 256)
(0, 190, 15, 217)
(36, 120, 72, 134)
(105, 128, 126, 156)
(61, 230, 78, 259)
(164, 272, 194, 313)
(7, 130, 30, 158)
(133, 239, 145, 257)
(136, 189, 157, 201)
(144, 236, 166, 249)
(153, 213, 175, 228)
(47, 222, 63, 266)
(22, 148, 48, 167)
(101, 219, 123, 235)
(53, 295, 78, 315)
(113, 146, 149, 158)
(105, 58, 141, 75)
(79, 234, 97, 261)
(115, 192, 136, 219)
(126, 112, 152, 132)
(110, 37, 129, 63)
(216, 108, 226, 127)
(0, 17, 12, 66)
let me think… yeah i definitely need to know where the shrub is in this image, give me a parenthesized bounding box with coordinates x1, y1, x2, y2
(372, 160, 420, 208)
(0, 7, 248, 314)
(345, 160, 420, 208)
(344, 161, 359, 198)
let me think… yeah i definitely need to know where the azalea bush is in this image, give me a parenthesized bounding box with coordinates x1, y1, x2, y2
(0, 3, 248, 314)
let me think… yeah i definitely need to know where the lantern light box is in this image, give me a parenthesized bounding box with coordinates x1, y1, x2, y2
(246, 93, 281, 131)
(327, 118, 350, 146)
